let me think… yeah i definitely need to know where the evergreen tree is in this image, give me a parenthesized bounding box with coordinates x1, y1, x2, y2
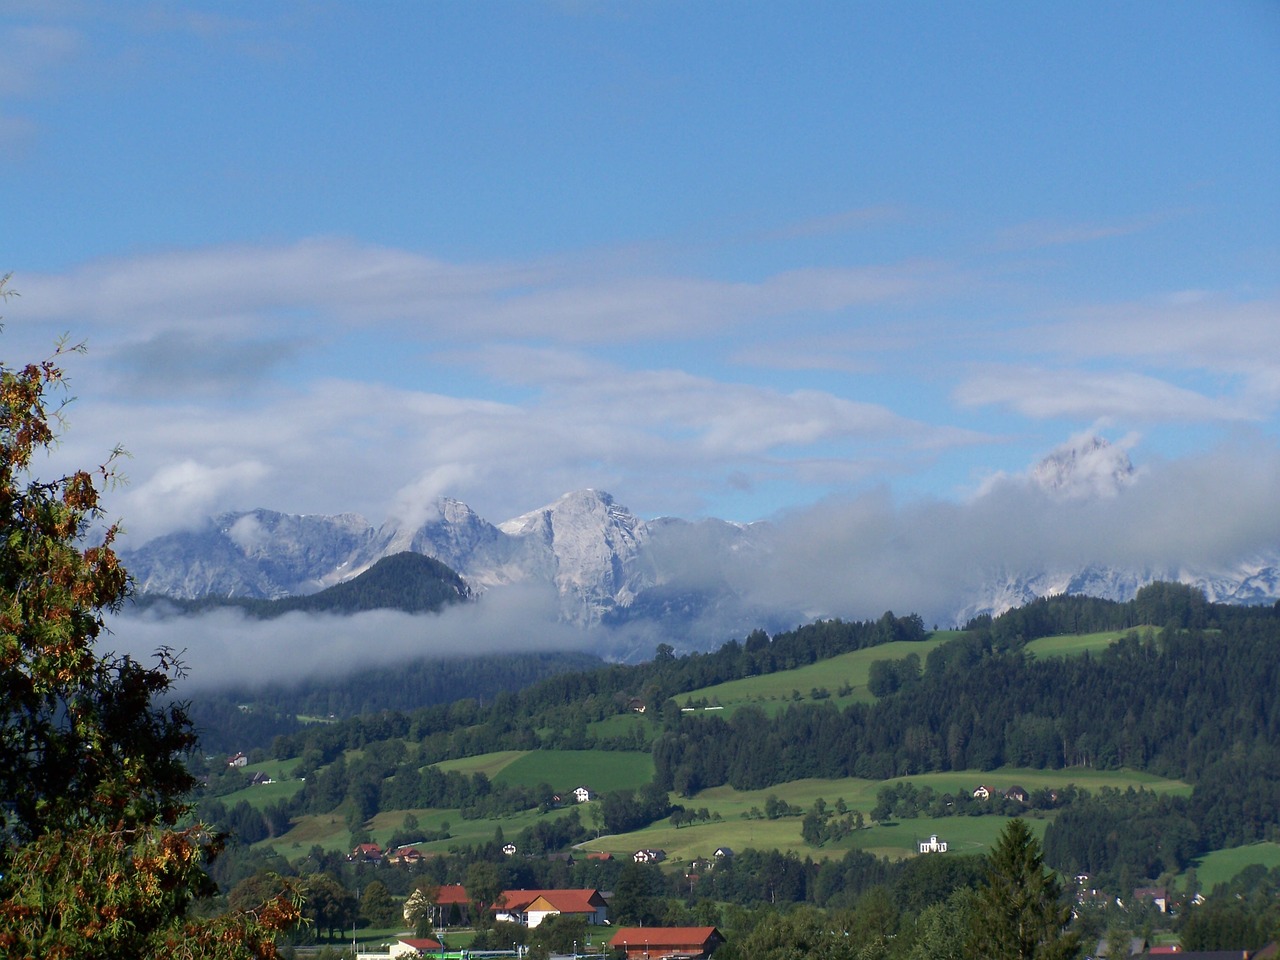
(969, 819, 1079, 960)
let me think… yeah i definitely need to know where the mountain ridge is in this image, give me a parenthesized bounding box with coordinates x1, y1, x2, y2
(122, 439, 1280, 641)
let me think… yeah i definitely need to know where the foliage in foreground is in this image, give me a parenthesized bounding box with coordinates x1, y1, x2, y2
(0, 299, 301, 958)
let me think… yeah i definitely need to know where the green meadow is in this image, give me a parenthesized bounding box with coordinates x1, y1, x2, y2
(494, 749, 654, 793)
(679, 633, 960, 717)
(1024, 629, 1153, 659)
(1185, 841, 1280, 891)
(435, 749, 654, 793)
(576, 766, 1187, 864)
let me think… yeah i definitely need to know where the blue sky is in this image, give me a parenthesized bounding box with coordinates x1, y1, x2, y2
(2, 1, 1278, 550)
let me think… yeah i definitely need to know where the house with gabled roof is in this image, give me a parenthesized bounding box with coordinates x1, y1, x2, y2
(388, 937, 444, 958)
(349, 842, 384, 863)
(492, 888, 607, 927)
(609, 926, 725, 959)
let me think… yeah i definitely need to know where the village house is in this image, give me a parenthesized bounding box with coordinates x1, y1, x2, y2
(492, 888, 608, 928)
(1132, 886, 1169, 913)
(387, 845, 424, 866)
(387, 937, 444, 958)
(501, 842, 518, 856)
(609, 926, 725, 960)
(972, 785, 992, 800)
(227, 752, 248, 768)
(633, 848, 667, 864)
(348, 842, 383, 863)
(411, 884, 469, 928)
(574, 786, 594, 803)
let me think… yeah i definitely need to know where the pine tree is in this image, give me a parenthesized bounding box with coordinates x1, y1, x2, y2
(969, 819, 1080, 960)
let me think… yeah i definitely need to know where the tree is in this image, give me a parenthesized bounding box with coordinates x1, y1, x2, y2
(360, 880, 398, 928)
(969, 819, 1080, 960)
(302, 873, 356, 941)
(0, 310, 300, 958)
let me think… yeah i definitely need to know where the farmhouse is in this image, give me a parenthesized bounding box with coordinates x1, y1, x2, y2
(349, 843, 383, 863)
(634, 848, 667, 864)
(502, 842, 518, 856)
(1132, 886, 1169, 913)
(388, 937, 444, 958)
(492, 889, 608, 928)
(609, 926, 725, 959)
(574, 786, 595, 803)
(972, 785, 992, 800)
(227, 752, 248, 768)
(387, 845, 423, 866)
(415, 884, 470, 927)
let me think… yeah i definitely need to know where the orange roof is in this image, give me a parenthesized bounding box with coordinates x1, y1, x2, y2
(609, 927, 722, 948)
(399, 937, 443, 952)
(435, 884, 469, 905)
(495, 889, 604, 914)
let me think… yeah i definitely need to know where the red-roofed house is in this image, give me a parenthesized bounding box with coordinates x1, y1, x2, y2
(609, 926, 725, 959)
(431, 884, 471, 926)
(492, 889, 607, 927)
(349, 843, 383, 863)
(389, 937, 444, 958)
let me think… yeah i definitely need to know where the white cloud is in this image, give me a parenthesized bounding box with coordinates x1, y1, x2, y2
(955, 367, 1256, 421)
(108, 581, 590, 689)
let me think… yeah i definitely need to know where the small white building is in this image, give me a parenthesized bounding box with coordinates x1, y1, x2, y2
(918, 835, 948, 853)
(574, 786, 594, 803)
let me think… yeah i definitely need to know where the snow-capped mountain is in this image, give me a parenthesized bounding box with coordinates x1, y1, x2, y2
(123, 436, 1280, 641)
(954, 435, 1279, 622)
(123, 489, 767, 632)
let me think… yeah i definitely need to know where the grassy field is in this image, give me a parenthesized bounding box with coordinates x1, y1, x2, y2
(1024, 628, 1154, 659)
(575, 766, 1187, 864)
(1185, 841, 1280, 891)
(218, 776, 306, 811)
(494, 750, 654, 793)
(678, 633, 960, 717)
(434, 750, 528, 778)
(434, 749, 654, 793)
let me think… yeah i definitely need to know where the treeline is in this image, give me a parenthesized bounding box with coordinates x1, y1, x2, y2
(961, 580, 1268, 645)
(188, 650, 603, 755)
(264, 611, 929, 765)
(653, 605, 1280, 794)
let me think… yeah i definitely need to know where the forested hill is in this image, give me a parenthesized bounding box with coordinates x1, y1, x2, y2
(200, 583, 1280, 904)
(137, 551, 472, 618)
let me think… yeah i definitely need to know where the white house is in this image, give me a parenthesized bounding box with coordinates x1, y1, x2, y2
(918, 835, 948, 853)
(574, 786, 594, 803)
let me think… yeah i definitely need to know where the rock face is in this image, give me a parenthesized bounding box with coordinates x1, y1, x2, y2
(123, 444, 1280, 639)
(122, 489, 765, 631)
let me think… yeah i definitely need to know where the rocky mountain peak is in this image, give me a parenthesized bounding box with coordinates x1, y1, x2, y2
(1031, 434, 1135, 499)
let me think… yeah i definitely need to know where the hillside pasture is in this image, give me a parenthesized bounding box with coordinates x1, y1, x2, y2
(582, 766, 1186, 863)
(433, 749, 527, 779)
(1186, 841, 1280, 891)
(495, 749, 655, 793)
(678, 634, 957, 717)
(1024, 629, 1153, 659)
